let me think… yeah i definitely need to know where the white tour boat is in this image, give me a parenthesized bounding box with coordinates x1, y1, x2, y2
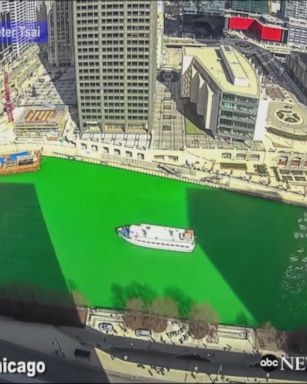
(117, 224, 195, 253)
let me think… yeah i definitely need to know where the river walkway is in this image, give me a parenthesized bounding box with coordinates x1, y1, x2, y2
(1, 140, 306, 207)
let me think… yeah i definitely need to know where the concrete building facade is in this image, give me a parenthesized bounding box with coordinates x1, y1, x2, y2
(286, 52, 307, 96)
(0, 1, 27, 57)
(26, 1, 45, 23)
(181, 45, 262, 141)
(281, 0, 307, 20)
(0, 10, 12, 63)
(287, 17, 307, 49)
(0, 0, 41, 58)
(73, 0, 157, 133)
(156, 1, 164, 71)
(46, 0, 74, 67)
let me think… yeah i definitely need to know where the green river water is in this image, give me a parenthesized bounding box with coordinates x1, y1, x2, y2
(0, 157, 306, 330)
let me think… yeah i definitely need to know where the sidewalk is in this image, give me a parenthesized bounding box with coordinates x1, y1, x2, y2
(0, 313, 300, 384)
(86, 308, 280, 357)
(95, 348, 302, 384)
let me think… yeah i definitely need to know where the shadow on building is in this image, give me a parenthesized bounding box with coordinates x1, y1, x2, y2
(36, 45, 79, 128)
(183, 14, 225, 39)
(157, 74, 214, 138)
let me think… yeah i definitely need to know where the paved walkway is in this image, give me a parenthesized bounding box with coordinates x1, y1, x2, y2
(0, 139, 305, 207)
(86, 309, 258, 356)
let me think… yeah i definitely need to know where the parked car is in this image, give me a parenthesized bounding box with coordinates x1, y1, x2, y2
(135, 329, 151, 337)
(98, 322, 113, 332)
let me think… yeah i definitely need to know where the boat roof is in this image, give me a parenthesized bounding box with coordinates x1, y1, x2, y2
(129, 224, 194, 243)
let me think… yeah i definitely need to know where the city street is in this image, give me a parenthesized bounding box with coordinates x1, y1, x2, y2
(61, 325, 307, 383)
(0, 339, 107, 383)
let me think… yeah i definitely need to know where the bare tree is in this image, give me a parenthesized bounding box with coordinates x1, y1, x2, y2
(149, 297, 179, 318)
(147, 297, 179, 333)
(126, 298, 145, 312)
(188, 303, 219, 339)
(123, 298, 145, 330)
(256, 322, 279, 348)
(71, 290, 88, 307)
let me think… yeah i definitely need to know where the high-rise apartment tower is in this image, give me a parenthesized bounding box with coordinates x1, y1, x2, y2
(282, 0, 307, 20)
(0, 1, 32, 57)
(0, 11, 12, 63)
(46, 0, 74, 67)
(73, 0, 157, 133)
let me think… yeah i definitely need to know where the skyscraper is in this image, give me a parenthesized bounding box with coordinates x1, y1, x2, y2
(73, 0, 157, 133)
(0, 1, 27, 57)
(282, 0, 307, 20)
(0, 0, 41, 58)
(46, 0, 74, 67)
(26, 0, 44, 23)
(0, 10, 12, 63)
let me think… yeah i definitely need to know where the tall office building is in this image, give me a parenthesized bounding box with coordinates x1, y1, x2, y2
(26, 0, 44, 23)
(230, 0, 269, 14)
(0, 1, 26, 57)
(0, 11, 12, 63)
(181, 46, 263, 141)
(0, 0, 40, 58)
(287, 17, 307, 49)
(282, 0, 307, 20)
(29, 1, 47, 24)
(46, 0, 74, 67)
(73, 0, 157, 133)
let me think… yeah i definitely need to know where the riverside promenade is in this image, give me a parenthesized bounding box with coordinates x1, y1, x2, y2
(86, 309, 258, 356)
(0, 140, 307, 207)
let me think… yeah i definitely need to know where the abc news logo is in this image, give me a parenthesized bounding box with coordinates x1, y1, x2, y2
(260, 354, 307, 372)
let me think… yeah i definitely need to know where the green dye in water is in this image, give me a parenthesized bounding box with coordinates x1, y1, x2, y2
(0, 157, 306, 330)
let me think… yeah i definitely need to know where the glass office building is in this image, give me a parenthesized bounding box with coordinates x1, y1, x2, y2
(218, 94, 259, 139)
(230, 0, 269, 14)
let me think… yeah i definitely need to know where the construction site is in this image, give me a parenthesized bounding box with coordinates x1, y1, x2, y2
(14, 105, 68, 139)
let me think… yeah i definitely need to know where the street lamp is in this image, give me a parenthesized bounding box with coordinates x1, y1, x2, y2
(52, 337, 65, 358)
(217, 364, 223, 376)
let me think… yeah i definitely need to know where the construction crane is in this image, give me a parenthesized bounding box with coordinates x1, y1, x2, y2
(2, 65, 14, 123)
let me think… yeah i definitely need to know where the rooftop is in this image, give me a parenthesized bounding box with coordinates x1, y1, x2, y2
(184, 46, 260, 97)
(259, 14, 285, 26)
(130, 224, 194, 244)
(266, 98, 307, 137)
(220, 45, 249, 87)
